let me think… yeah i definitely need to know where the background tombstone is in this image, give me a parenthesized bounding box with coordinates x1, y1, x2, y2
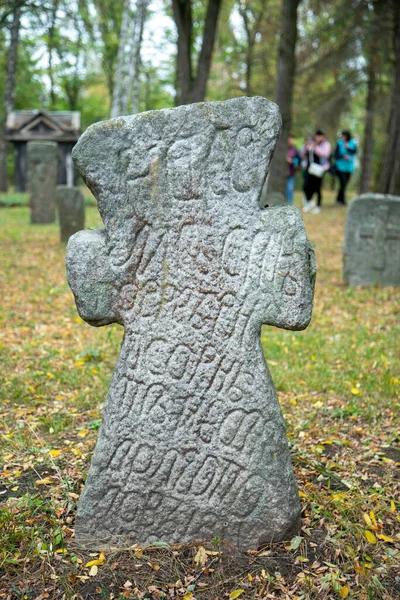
(344, 193, 400, 286)
(27, 141, 58, 224)
(57, 185, 85, 243)
(66, 97, 316, 549)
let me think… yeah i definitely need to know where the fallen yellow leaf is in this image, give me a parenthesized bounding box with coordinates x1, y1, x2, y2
(89, 565, 98, 577)
(194, 545, 208, 567)
(85, 553, 105, 568)
(183, 594, 193, 600)
(364, 530, 377, 544)
(49, 449, 61, 457)
(369, 511, 377, 527)
(363, 513, 372, 527)
(351, 387, 362, 396)
(340, 585, 349, 598)
(229, 590, 244, 600)
(35, 478, 53, 485)
(377, 534, 394, 543)
(390, 500, 396, 512)
(78, 429, 89, 437)
(75, 360, 85, 367)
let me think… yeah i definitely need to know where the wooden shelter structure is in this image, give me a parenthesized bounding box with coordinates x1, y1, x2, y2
(6, 110, 81, 191)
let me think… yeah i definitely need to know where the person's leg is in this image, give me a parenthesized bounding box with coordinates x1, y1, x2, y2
(303, 171, 308, 194)
(336, 171, 346, 204)
(286, 175, 295, 204)
(342, 173, 351, 205)
(316, 178, 322, 207)
(303, 175, 317, 211)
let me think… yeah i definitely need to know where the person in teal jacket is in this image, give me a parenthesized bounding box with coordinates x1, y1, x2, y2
(334, 130, 357, 205)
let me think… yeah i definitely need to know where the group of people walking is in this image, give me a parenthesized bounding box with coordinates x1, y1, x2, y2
(286, 129, 357, 213)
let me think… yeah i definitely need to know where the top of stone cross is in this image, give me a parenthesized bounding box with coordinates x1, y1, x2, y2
(72, 97, 280, 227)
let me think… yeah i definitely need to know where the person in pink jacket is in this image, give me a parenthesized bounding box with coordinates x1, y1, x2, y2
(301, 129, 331, 214)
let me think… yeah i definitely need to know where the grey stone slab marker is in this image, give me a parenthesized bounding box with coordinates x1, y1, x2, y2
(66, 97, 316, 549)
(57, 185, 85, 243)
(27, 141, 58, 224)
(344, 193, 400, 286)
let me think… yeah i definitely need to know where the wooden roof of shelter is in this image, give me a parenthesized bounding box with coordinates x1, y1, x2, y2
(6, 110, 80, 143)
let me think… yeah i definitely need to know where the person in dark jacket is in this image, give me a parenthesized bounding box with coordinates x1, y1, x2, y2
(334, 130, 357, 206)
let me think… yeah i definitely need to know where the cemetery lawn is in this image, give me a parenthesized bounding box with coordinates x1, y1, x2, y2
(0, 193, 399, 600)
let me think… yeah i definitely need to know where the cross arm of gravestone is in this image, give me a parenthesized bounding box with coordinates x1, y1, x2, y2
(66, 228, 120, 327)
(255, 206, 316, 332)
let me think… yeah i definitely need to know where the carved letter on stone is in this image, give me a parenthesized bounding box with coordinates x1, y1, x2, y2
(66, 97, 316, 549)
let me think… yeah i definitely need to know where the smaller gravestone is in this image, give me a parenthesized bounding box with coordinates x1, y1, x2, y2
(344, 193, 400, 286)
(27, 141, 58, 224)
(57, 186, 85, 242)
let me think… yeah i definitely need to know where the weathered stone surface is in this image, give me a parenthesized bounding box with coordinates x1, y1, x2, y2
(344, 194, 400, 286)
(27, 141, 58, 224)
(57, 185, 85, 242)
(66, 97, 316, 549)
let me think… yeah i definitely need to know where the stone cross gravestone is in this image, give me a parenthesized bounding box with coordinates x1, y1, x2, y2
(57, 185, 85, 242)
(27, 141, 58, 224)
(66, 97, 316, 549)
(344, 193, 400, 286)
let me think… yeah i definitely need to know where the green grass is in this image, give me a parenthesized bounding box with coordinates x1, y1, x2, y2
(0, 192, 399, 599)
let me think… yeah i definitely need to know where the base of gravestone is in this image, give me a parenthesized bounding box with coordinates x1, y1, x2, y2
(57, 185, 85, 243)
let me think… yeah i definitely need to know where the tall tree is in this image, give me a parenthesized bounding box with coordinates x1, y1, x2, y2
(47, 0, 59, 108)
(359, 0, 383, 194)
(267, 0, 300, 196)
(91, 0, 123, 98)
(378, 0, 400, 195)
(0, 1, 21, 192)
(111, 0, 149, 117)
(238, 0, 268, 96)
(172, 0, 223, 105)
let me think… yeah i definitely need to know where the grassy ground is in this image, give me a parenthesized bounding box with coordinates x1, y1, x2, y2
(0, 191, 399, 600)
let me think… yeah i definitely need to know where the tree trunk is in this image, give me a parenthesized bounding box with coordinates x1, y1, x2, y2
(267, 0, 301, 196)
(359, 2, 381, 194)
(0, 3, 21, 192)
(172, 0, 222, 105)
(239, 0, 267, 97)
(192, 0, 222, 102)
(129, 0, 149, 114)
(110, 0, 132, 118)
(48, 0, 59, 108)
(111, 0, 149, 117)
(172, 0, 193, 105)
(379, 0, 400, 195)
